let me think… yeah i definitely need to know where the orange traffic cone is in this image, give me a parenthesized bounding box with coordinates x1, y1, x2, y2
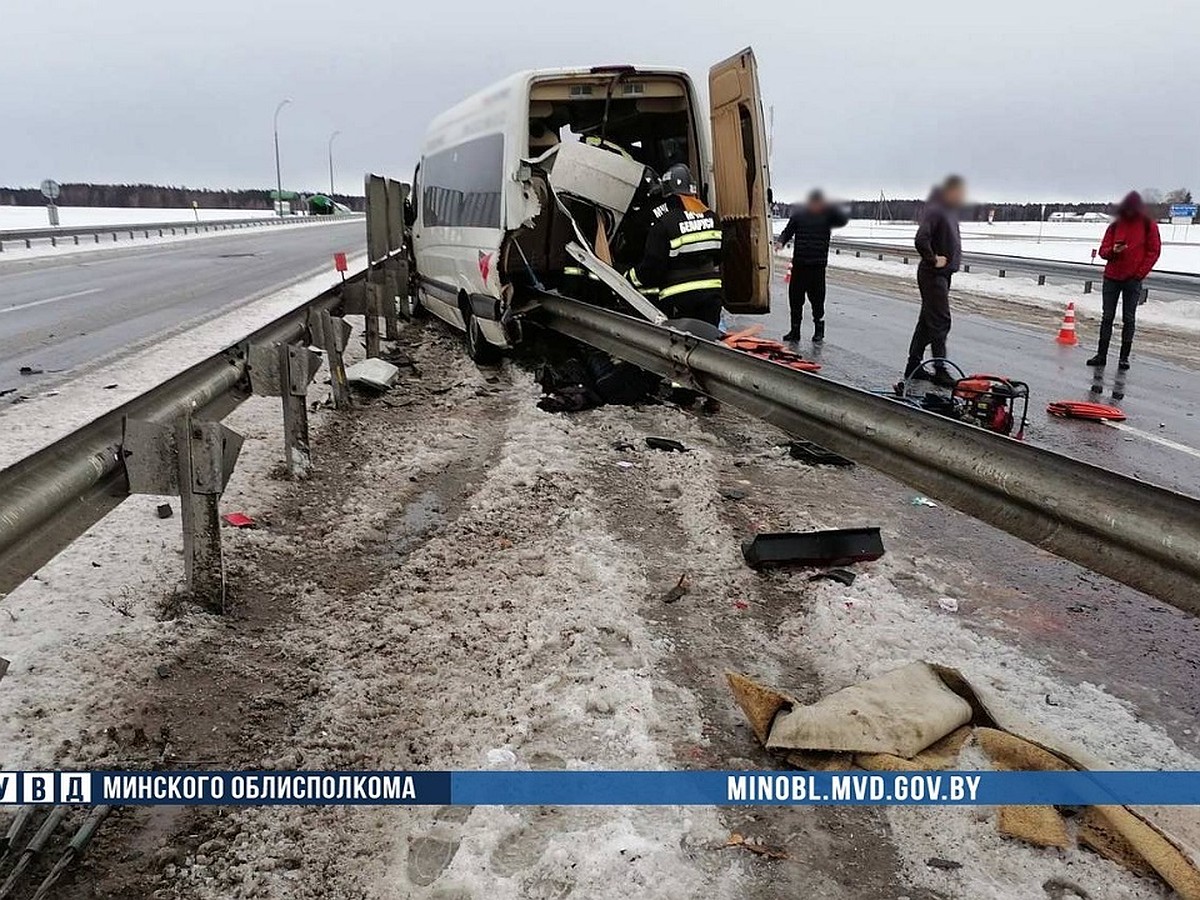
(784, 263, 792, 285)
(1056, 301, 1079, 346)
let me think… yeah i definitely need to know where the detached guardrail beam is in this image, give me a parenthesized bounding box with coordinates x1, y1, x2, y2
(534, 294, 1200, 612)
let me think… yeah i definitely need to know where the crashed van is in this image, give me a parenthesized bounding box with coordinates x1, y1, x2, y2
(409, 49, 773, 361)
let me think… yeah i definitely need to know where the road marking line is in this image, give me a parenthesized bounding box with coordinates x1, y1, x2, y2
(0, 287, 103, 314)
(1101, 420, 1200, 461)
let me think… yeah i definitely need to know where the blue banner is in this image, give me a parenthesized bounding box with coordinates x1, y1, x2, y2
(4, 770, 1200, 807)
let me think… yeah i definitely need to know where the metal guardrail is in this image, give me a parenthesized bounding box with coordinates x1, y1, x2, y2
(829, 238, 1200, 298)
(0, 268, 367, 599)
(0, 177, 406, 605)
(0, 213, 363, 253)
(534, 294, 1200, 613)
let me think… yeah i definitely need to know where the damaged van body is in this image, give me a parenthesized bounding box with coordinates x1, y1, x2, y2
(409, 49, 772, 361)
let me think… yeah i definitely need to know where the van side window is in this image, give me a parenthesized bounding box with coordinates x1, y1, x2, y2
(422, 133, 504, 228)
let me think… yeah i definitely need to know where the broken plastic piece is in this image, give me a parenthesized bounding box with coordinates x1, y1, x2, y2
(645, 436, 688, 453)
(221, 512, 256, 528)
(910, 496, 938, 508)
(787, 440, 853, 467)
(660, 574, 689, 604)
(742, 528, 885, 569)
(808, 568, 857, 586)
(345, 358, 401, 392)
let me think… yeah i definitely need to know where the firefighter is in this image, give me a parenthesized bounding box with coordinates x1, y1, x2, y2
(627, 164, 723, 326)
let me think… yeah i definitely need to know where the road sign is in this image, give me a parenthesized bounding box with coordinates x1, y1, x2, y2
(40, 179, 61, 201)
(1169, 203, 1197, 218)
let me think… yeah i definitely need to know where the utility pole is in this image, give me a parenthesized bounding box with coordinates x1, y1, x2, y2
(328, 130, 341, 200)
(273, 98, 292, 217)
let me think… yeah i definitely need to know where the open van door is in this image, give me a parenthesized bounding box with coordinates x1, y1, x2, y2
(709, 48, 772, 313)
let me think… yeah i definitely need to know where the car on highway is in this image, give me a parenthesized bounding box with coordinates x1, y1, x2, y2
(408, 49, 774, 362)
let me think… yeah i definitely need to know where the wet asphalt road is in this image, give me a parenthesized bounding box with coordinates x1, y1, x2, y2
(0, 219, 363, 397)
(735, 270, 1200, 498)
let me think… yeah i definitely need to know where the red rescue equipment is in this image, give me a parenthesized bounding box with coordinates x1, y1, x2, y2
(722, 326, 821, 372)
(1046, 401, 1126, 422)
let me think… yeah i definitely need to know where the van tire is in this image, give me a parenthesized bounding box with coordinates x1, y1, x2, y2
(464, 306, 502, 365)
(403, 285, 425, 320)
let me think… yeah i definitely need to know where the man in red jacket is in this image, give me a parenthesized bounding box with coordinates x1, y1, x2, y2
(1088, 191, 1161, 370)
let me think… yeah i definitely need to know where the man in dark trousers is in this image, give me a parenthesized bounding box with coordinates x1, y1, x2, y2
(776, 189, 849, 342)
(905, 175, 966, 387)
(1089, 190, 1161, 370)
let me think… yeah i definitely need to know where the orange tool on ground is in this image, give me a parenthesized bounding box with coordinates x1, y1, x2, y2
(1046, 401, 1126, 421)
(721, 329, 821, 372)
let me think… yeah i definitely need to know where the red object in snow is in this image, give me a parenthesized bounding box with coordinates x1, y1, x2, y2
(333, 252, 348, 272)
(222, 512, 256, 528)
(477, 251, 492, 283)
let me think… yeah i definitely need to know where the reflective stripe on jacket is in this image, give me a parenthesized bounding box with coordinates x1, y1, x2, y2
(630, 194, 722, 302)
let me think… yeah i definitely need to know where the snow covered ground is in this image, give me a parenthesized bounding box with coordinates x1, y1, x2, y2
(775, 219, 1200, 274)
(1, 314, 1196, 898)
(0, 206, 277, 231)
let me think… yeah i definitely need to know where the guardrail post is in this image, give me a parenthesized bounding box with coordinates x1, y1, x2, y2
(123, 415, 244, 610)
(1140, 287, 1149, 305)
(998, 268, 1005, 278)
(25, 238, 32, 249)
(381, 264, 402, 340)
(73, 235, 79, 245)
(963, 264, 970, 273)
(877, 253, 884, 261)
(313, 309, 352, 410)
(1038, 274, 1046, 285)
(1084, 280, 1093, 294)
(364, 283, 383, 358)
(94, 234, 99, 244)
(279, 344, 313, 476)
(902, 256, 909, 264)
(248, 342, 323, 477)
(50, 236, 56, 247)
(855, 250, 861, 258)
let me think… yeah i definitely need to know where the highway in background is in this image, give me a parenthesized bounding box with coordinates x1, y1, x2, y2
(0, 219, 362, 398)
(733, 270, 1200, 498)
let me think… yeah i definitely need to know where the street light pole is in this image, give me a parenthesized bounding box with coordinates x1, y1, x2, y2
(273, 98, 292, 218)
(328, 130, 341, 200)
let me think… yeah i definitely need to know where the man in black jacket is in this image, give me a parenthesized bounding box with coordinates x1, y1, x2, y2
(904, 175, 966, 386)
(628, 164, 724, 326)
(776, 189, 849, 342)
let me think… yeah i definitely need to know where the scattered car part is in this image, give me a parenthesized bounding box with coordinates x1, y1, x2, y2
(742, 527, 884, 569)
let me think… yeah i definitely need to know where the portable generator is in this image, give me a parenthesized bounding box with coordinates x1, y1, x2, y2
(894, 360, 1030, 439)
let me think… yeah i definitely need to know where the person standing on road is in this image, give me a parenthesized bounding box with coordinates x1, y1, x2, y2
(904, 175, 966, 387)
(775, 189, 849, 342)
(1088, 191, 1161, 370)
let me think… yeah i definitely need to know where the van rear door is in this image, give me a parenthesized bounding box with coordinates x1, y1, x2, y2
(709, 48, 772, 313)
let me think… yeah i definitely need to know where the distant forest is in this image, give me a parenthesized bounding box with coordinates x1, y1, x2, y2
(0, 183, 366, 212)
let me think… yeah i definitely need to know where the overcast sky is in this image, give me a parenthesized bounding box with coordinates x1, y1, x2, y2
(3, 0, 1195, 203)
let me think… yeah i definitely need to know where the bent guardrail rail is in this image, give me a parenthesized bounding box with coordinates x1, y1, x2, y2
(828, 238, 1200, 298)
(534, 293, 1200, 612)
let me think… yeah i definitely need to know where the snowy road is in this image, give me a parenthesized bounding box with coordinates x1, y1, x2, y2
(733, 266, 1200, 498)
(0, 218, 362, 398)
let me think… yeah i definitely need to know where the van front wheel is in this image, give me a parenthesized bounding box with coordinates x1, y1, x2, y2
(464, 307, 502, 365)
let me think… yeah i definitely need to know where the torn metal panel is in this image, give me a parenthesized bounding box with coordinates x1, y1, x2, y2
(546, 140, 650, 229)
(563, 243, 667, 325)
